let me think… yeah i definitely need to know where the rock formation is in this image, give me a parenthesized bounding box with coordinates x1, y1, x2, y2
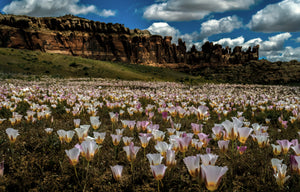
(0, 14, 258, 67)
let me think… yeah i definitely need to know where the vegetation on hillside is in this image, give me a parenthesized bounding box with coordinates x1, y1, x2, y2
(0, 48, 207, 84)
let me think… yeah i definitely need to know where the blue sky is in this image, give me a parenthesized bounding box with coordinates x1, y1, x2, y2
(1, 0, 300, 61)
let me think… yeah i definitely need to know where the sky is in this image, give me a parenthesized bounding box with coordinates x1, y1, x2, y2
(1, 0, 300, 61)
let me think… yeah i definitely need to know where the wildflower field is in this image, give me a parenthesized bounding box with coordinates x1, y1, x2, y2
(0, 77, 299, 192)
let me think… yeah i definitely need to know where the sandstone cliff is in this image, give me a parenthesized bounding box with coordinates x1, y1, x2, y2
(0, 14, 258, 65)
(0, 14, 299, 84)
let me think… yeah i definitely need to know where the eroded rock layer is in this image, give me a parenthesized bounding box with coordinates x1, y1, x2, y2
(0, 14, 258, 65)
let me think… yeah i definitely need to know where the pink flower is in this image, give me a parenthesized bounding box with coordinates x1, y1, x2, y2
(191, 123, 203, 134)
(277, 140, 293, 154)
(218, 140, 230, 153)
(123, 142, 140, 162)
(139, 133, 152, 148)
(201, 165, 228, 191)
(176, 136, 192, 153)
(212, 125, 223, 140)
(150, 164, 167, 180)
(237, 146, 247, 155)
(162, 111, 168, 121)
(183, 156, 200, 177)
(166, 149, 176, 167)
(65, 148, 80, 166)
(110, 165, 123, 181)
(291, 144, 300, 156)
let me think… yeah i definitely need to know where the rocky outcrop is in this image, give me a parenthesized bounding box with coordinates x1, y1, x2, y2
(0, 14, 258, 66)
(0, 14, 299, 84)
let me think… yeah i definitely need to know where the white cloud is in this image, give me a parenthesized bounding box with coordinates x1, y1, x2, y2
(248, 0, 300, 32)
(99, 9, 117, 17)
(260, 33, 291, 51)
(213, 36, 245, 48)
(143, 3, 209, 21)
(266, 46, 300, 61)
(295, 37, 300, 42)
(144, 0, 257, 21)
(199, 16, 243, 38)
(147, 22, 180, 40)
(2, 0, 116, 17)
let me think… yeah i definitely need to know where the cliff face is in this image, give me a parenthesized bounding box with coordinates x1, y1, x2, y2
(0, 14, 258, 65)
(0, 14, 299, 84)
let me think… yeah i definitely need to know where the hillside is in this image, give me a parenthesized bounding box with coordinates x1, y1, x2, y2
(0, 47, 205, 84)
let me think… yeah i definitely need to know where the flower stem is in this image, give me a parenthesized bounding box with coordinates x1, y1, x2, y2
(157, 180, 160, 192)
(131, 161, 134, 183)
(114, 146, 118, 160)
(74, 166, 82, 189)
(83, 161, 90, 192)
(160, 180, 164, 188)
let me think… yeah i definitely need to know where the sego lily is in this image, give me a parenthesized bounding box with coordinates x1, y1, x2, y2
(199, 154, 219, 166)
(155, 141, 169, 157)
(75, 126, 90, 143)
(139, 133, 152, 148)
(93, 132, 106, 144)
(191, 123, 203, 135)
(176, 136, 192, 153)
(218, 140, 230, 153)
(291, 144, 300, 156)
(111, 134, 122, 146)
(147, 153, 164, 165)
(271, 144, 282, 155)
(201, 165, 228, 191)
(65, 130, 75, 143)
(80, 140, 99, 161)
(183, 155, 200, 178)
(57, 130, 67, 143)
(123, 142, 140, 162)
(150, 164, 167, 180)
(274, 163, 290, 187)
(122, 136, 133, 146)
(277, 140, 293, 154)
(237, 127, 253, 144)
(65, 147, 80, 166)
(151, 164, 167, 192)
(110, 165, 123, 181)
(165, 149, 177, 167)
(6, 128, 19, 143)
(73, 119, 80, 128)
(45, 128, 53, 135)
(90, 116, 101, 130)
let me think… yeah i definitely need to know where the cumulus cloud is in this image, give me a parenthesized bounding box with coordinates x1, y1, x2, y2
(99, 9, 117, 17)
(295, 37, 300, 42)
(213, 36, 246, 48)
(261, 33, 292, 51)
(248, 0, 300, 32)
(144, 0, 257, 21)
(199, 16, 243, 38)
(2, 0, 116, 17)
(143, 3, 209, 21)
(213, 33, 298, 61)
(266, 46, 300, 61)
(147, 22, 180, 39)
